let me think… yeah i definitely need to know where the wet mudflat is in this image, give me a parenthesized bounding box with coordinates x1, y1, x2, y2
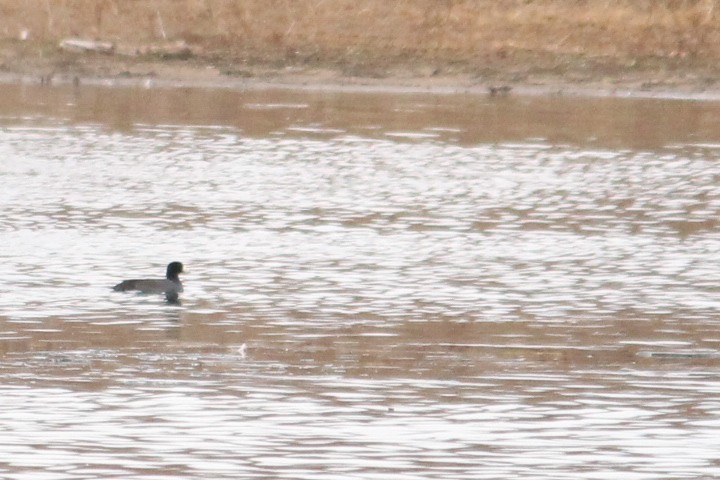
(2, 84, 720, 478)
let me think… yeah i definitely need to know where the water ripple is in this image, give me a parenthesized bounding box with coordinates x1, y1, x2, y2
(2, 87, 720, 478)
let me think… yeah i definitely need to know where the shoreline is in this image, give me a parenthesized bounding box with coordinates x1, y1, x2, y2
(3, 41, 720, 102)
(5, 62, 720, 103)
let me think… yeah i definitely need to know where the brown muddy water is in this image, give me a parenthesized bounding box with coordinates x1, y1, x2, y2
(2, 83, 720, 479)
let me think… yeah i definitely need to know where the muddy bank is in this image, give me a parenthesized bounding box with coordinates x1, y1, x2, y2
(2, 49, 718, 102)
(2, 0, 720, 98)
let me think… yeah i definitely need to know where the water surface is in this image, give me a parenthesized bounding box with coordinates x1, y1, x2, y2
(2, 84, 720, 478)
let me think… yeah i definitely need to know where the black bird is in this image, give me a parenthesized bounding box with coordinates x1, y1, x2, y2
(113, 262, 184, 303)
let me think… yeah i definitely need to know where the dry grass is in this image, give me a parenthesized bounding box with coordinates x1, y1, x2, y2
(2, 0, 720, 74)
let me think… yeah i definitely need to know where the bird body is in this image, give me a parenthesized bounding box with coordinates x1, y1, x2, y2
(113, 262, 184, 303)
(113, 278, 182, 294)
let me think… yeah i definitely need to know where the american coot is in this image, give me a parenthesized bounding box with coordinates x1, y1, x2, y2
(113, 262, 184, 303)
